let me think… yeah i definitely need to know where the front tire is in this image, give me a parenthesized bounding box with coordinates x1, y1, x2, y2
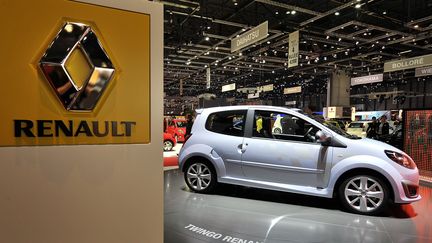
(184, 160, 217, 193)
(338, 175, 389, 215)
(163, 140, 174, 151)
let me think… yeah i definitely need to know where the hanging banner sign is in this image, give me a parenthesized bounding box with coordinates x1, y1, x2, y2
(247, 92, 260, 99)
(384, 54, 432, 72)
(351, 73, 383, 86)
(288, 30, 299, 68)
(206, 67, 211, 89)
(257, 84, 274, 92)
(415, 66, 432, 77)
(237, 87, 257, 93)
(284, 86, 302, 94)
(222, 83, 236, 92)
(231, 21, 268, 53)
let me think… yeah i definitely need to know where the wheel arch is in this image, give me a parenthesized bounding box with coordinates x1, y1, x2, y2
(332, 168, 395, 202)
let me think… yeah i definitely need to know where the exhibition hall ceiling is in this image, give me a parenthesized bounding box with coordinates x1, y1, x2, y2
(162, 0, 432, 97)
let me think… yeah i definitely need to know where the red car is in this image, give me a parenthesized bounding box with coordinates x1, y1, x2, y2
(163, 132, 176, 151)
(166, 119, 187, 142)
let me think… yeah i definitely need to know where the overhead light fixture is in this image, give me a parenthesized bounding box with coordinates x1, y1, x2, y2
(286, 11, 290, 14)
(338, 38, 342, 41)
(291, 10, 296, 15)
(414, 24, 419, 28)
(355, 4, 361, 8)
(355, 41, 359, 45)
(205, 36, 210, 41)
(267, 41, 271, 44)
(275, 11, 279, 15)
(215, 47, 219, 50)
(335, 12, 340, 16)
(383, 11, 387, 15)
(242, 28, 246, 31)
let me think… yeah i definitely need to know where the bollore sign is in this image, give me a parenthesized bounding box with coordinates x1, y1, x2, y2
(351, 74, 383, 86)
(222, 83, 236, 92)
(283, 86, 302, 94)
(415, 66, 432, 77)
(384, 54, 432, 72)
(231, 21, 268, 53)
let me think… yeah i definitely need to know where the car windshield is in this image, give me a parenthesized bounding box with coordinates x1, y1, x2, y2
(302, 113, 360, 139)
(176, 121, 186, 127)
(348, 123, 364, 128)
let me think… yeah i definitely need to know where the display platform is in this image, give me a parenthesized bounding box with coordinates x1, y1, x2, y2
(165, 169, 432, 243)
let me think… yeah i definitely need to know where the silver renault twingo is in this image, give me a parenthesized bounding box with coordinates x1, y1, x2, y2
(179, 106, 421, 215)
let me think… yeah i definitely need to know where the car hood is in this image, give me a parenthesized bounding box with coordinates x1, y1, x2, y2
(347, 137, 405, 155)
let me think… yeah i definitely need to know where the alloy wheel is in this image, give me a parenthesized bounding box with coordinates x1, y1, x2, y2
(344, 176, 384, 213)
(186, 163, 212, 191)
(163, 140, 173, 151)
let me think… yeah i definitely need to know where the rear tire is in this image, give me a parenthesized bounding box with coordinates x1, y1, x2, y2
(338, 174, 389, 215)
(184, 160, 217, 193)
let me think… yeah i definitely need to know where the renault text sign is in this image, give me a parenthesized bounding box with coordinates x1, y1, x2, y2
(231, 21, 268, 53)
(384, 54, 432, 72)
(1, 16, 150, 146)
(39, 22, 115, 111)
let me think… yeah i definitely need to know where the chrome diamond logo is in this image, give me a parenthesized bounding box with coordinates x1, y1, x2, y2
(39, 22, 115, 111)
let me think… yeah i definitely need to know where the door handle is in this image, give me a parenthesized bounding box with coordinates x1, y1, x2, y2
(240, 143, 248, 153)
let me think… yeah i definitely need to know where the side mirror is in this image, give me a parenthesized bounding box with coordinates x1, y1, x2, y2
(315, 131, 331, 145)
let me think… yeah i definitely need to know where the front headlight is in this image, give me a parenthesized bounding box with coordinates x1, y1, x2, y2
(385, 150, 416, 169)
(178, 129, 184, 134)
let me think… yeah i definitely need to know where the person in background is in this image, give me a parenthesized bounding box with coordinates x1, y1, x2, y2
(378, 115, 390, 137)
(185, 114, 194, 140)
(366, 116, 378, 138)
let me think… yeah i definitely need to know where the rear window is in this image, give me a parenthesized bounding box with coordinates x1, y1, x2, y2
(349, 123, 364, 128)
(205, 110, 247, 137)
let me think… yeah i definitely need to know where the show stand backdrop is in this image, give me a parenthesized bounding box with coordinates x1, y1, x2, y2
(0, 0, 163, 242)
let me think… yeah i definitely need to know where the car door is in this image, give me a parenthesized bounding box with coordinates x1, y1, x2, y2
(203, 109, 247, 178)
(241, 109, 332, 188)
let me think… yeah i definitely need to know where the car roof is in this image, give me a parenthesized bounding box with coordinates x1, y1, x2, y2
(196, 105, 301, 114)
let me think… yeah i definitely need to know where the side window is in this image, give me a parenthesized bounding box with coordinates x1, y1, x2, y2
(253, 110, 320, 143)
(205, 110, 246, 137)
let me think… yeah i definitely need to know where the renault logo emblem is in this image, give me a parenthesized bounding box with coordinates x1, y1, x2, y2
(39, 22, 115, 111)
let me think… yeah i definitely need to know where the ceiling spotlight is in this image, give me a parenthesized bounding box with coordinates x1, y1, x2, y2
(242, 28, 246, 31)
(204, 65, 208, 68)
(272, 70, 275, 73)
(286, 11, 290, 14)
(338, 38, 342, 41)
(228, 57, 232, 60)
(207, 26, 211, 30)
(239, 52, 243, 56)
(326, 35, 330, 39)
(267, 41, 271, 44)
(382, 11, 387, 15)
(234, 1, 238, 6)
(275, 11, 279, 15)
(215, 47, 219, 50)
(355, 41, 359, 45)
(335, 12, 340, 16)
(291, 10, 296, 15)
(414, 24, 419, 28)
(355, 4, 361, 8)
(205, 36, 210, 41)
